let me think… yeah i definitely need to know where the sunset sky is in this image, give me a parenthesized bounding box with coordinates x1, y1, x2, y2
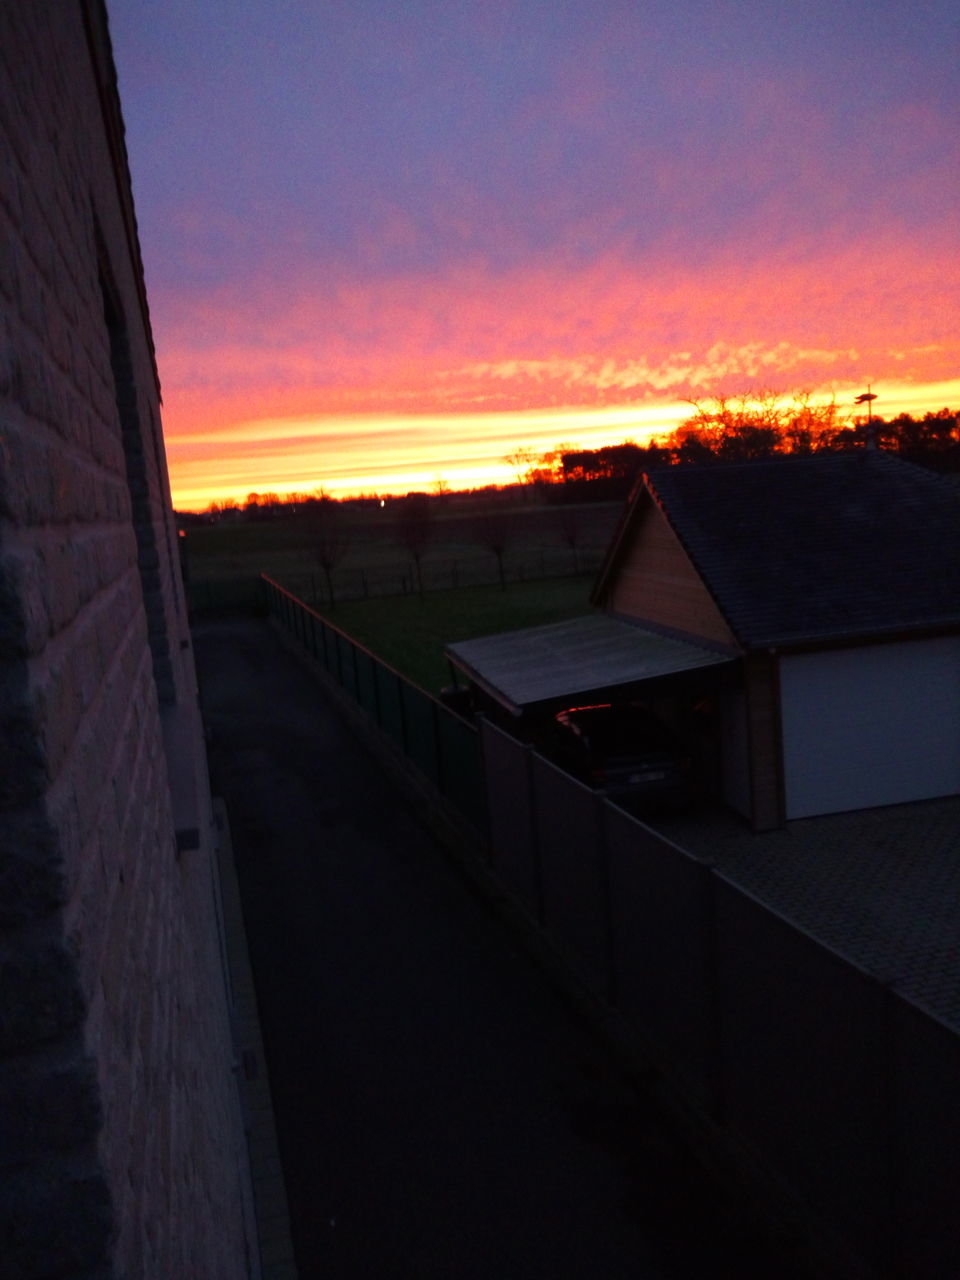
(108, 0, 960, 509)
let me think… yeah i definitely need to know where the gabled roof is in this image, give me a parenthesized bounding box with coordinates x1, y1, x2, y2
(594, 451, 960, 649)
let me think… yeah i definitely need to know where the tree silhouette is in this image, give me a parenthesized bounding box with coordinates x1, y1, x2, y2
(473, 507, 515, 590)
(503, 446, 539, 491)
(554, 504, 584, 573)
(397, 493, 433, 595)
(312, 498, 351, 606)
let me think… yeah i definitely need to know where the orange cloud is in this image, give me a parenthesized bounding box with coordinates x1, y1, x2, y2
(156, 234, 960, 507)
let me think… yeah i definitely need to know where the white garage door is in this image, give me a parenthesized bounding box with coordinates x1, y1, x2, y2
(780, 637, 960, 819)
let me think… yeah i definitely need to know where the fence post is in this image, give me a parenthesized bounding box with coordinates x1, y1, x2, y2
(397, 672, 408, 755)
(699, 861, 724, 1124)
(525, 746, 545, 925)
(878, 977, 901, 1273)
(432, 700, 444, 798)
(595, 796, 616, 1005)
(372, 644, 382, 727)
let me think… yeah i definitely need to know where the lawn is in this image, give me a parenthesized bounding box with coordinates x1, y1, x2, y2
(183, 498, 621, 602)
(321, 574, 596, 692)
(182, 496, 616, 682)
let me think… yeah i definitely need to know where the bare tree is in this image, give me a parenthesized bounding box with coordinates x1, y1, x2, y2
(504, 448, 542, 491)
(397, 493, 433, 595)
(674, 391, 851, 461)
(473, 506, 515, 590)
(312, 498, 351, 606)
(554, 504, 584, 573)
(782, 392, 847, 454)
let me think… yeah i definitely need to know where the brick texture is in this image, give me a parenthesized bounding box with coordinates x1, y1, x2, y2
(0, 4, 252, 1276)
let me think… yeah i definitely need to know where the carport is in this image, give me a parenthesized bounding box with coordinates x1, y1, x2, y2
(446, 614, 738, 804)
(445, 613, 735, 719)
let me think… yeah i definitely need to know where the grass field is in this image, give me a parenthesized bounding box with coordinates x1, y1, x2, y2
(183, 496, 621, 602)
(183, 495, 618, 687)
(320, 574, 596, 692)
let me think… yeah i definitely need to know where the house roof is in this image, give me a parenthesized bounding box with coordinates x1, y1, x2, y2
(596, 451, 960, 650)
(445, 614, 733, 716)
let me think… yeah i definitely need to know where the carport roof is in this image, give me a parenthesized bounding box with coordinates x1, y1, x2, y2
(445, 613, 734, 715)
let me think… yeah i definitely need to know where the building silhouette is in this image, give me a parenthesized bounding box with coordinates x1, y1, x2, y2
(1, 3, 254, 1274)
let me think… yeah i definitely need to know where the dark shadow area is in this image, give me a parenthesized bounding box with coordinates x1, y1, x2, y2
(195, 618, 807, 1279)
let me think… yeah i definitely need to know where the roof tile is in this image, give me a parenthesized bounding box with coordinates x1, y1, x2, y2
(645, 452, 960, 648)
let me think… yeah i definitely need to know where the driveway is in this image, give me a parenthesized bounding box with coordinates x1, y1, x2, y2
(194, 618, 800, 1279)
(651, 795, 960, 1031)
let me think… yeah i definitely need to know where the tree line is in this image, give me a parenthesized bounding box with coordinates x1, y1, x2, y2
(188, 396, 959, 521)
(511, 396, 960, 501)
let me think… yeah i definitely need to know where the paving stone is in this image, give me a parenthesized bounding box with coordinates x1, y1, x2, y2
(652, 796, 960, 1031)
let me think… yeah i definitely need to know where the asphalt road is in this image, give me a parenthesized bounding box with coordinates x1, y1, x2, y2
(194, 618, 800, 1280)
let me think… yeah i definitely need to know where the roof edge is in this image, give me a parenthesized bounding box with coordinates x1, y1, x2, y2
(589, 471, 652, 608)
(749, 618, 960, 655)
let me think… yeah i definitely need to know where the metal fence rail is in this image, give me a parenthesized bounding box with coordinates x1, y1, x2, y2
(266, 545, 605, 608)
(262, 575, 485, 836)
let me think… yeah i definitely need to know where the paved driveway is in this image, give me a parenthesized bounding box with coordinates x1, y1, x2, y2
(652, 795, 960, 1031)
(194, 619, 799, 1279)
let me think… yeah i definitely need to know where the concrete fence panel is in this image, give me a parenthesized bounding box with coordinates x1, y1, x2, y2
(481, 722, 540, 914)
(263, 577, 960, 1276)
(436, 709, 485, 835)
(531, 754, 610, 994)
(713, 876, 890, 1270)
(604, 805, 717, 1109)
(888, 995, 960, 1278)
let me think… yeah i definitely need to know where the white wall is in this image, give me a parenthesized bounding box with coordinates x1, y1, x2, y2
(780, 637, 960, 819)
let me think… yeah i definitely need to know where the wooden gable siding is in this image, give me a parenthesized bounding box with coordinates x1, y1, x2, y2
(605, 498, 737, 648)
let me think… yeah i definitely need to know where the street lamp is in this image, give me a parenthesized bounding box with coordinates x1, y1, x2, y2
(855, 387, 878, 449)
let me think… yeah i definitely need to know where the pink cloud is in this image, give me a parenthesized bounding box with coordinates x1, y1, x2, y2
(155, 224, 959, 507)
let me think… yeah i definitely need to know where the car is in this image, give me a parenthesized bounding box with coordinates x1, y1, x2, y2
(543, 702, 690, 809)
(438, 684, 475, 718)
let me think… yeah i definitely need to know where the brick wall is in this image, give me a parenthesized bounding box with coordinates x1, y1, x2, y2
(0, 3, 252, 1276)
